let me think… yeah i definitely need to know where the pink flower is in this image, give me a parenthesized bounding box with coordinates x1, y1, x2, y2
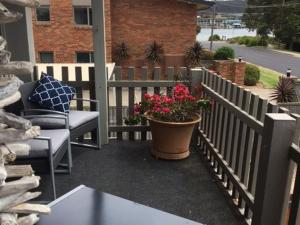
(134, 103, 141, 112)
(162, 96, 173, 104)
(162, 107, 171, 113)
(144, 93, 151, 100)
(151, 94, 161, 103)
(154, 107, 161, 113)
(187, 96, 196, 101)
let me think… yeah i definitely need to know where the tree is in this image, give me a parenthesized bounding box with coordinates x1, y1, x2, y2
(243, 0, 300, 50)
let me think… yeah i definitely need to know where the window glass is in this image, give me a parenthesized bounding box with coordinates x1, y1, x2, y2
(89, 8, 93, 25)
(76, 52, 91, 63)
(90, 52, 94, 63)
(40, 52, 54, 63)
(36, 6, 50, 22)
(74, 7, 88, 25)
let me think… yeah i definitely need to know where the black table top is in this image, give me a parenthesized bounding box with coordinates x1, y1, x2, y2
(37, 185, 203, 225)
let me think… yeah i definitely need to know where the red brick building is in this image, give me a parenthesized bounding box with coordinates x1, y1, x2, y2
(32, 0, 211, 65)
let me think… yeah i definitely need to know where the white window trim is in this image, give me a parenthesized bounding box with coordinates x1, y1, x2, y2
(73, 6, 92, 27)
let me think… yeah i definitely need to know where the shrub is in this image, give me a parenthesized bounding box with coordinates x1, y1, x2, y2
(145, 41, 164, 65)
(244, 64, 261, 86)
(228, 36, 269, 47)
(196, 24, 201, 35)
(270, 77, 296, 103)
(113, 41, 129, 64)
(185, 41, 203, 67)
(228, 37, 239, 44)
(245, 36, 268, 47)
(208, 34, 221, 41)
(213, 47, 235, 60)
(200, 50, 214, 60)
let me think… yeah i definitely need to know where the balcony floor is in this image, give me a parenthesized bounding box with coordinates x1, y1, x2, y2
(39, 141, 246, 225)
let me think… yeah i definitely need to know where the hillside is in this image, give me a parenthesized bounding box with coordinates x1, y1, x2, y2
(198, 0, 246, 14)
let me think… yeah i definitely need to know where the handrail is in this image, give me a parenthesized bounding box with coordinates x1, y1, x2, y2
(107, 80, 182, 88)
(290, 143, 300, 164)
(202, 84, 264, 135)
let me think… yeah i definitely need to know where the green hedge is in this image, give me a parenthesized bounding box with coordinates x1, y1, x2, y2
(228, 36, 268, 47)
(209, 34, 221, 41)
(244, 64, 261, 86)
(213, 47, 235, 60)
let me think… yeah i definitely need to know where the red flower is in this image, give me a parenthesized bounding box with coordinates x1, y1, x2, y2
(187, 95, 196, 101)
(144, 93, 151, 100)
(162, 107, 171, 113)
(154, 107, 161, 113)
(162, 96, 173, 104)
(134, 103, 141, 112)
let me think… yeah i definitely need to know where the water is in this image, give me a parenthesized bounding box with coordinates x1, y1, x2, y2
(197, 28, 257, 42)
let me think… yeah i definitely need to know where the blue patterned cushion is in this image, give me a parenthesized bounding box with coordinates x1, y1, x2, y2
(29, 73, 76, 113)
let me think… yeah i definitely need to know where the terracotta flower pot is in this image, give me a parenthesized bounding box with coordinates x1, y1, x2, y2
(146, 114, 201, 160)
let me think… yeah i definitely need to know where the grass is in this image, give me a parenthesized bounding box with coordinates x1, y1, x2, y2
(258, 66, 281, 89)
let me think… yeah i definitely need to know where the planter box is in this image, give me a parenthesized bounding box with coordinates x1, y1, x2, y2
(213, 59, 246, 85)
(164, 54, 185, 68)
(278, 102, 300, 114)
(200, 60, 214, 69)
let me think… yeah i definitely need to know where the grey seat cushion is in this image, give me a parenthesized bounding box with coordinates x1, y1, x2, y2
(20, 129, 70, 159)
(30, 110, 99, 130)
(68, 111, 99, 129)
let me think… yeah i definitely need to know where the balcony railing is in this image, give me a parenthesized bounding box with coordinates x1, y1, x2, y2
(34, 64, 300, 225)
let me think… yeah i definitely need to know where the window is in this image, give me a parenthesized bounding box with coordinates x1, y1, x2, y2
(76, 52, 94, 63)
(74, 7, 92, 26)
(39, 52, 54, 63)
(36, 6, 50, 22)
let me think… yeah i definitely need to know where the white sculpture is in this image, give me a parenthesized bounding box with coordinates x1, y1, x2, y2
(0, 1, 51, 225)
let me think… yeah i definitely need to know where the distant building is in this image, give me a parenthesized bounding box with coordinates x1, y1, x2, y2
(197, 13, 244, 29)
(32, 0, 213, 65)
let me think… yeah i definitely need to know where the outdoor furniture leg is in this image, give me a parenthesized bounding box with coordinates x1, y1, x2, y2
(71, 142, 100, 150)
(67, 136, 72, 171)
(96, 124, 101, 150)
(47, 139, 57, 200)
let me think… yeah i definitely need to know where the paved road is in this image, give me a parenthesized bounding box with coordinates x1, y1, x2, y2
(202, 41, 300, 77)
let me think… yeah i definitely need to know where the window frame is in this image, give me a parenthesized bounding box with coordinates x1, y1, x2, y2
(73, 6, 92, 27)
(39, 51, 54, 63)
(36, 5, 51, 23)
(76, 51, 94, 63)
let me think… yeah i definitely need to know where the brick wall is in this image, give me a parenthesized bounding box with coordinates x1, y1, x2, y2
(32, 0, 112, 63)
(214, 60, 246, 85)
(104, 0, 112, 62)
(111, 0, 196, 66)
(32, 0, 196, 65)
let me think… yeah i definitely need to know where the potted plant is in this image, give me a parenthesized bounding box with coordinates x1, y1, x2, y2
(145, 41, 164, 79)
(145, 41, 164, 65)
(185, 41, 214, 69)
(270, 76, 297, 103)
(185, 41, 203, 68)
(113, 41, 129, 66)
(133, 83, 210, 160)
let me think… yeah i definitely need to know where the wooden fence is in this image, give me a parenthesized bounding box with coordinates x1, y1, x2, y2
(34, 65, 186, 140)
(193, 68, 300, 225)
(34, 64, 300, 225)
(107, 66, 187, 140)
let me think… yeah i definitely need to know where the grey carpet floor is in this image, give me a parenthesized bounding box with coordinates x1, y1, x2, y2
(39, 141, 246, 225)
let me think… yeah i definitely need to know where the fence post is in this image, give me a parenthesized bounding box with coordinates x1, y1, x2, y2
(191, 68, 204, 91)
(252, 113, 296, 225)
(190, 68, 204, 146)
(92, 0, 108, 145)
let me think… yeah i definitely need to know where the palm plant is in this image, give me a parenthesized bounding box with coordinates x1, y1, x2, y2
(114, 41, 129, 65)
(145, 41, 164, 65)
(270, 77, 297, 103)
(185, 41, 203, 67)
